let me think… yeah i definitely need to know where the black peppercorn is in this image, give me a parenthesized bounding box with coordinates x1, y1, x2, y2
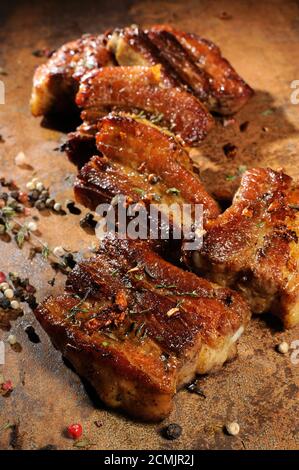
(80, 212, 96, 229)
(29, 190, 39, 201)
(63, 253, 76, 269)
(0, 192, 8, 201)
(162, 423, 182, 440)
(66, 200, 81, 215)
(26, 294, 38, 310)
(10, 190, 19, 200)
(0, 297, 11, 309)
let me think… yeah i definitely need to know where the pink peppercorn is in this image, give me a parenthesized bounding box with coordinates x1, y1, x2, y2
(67, 423, 83, 440)
(2, 380, 13, 392)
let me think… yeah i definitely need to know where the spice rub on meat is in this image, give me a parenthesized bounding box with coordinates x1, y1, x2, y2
(35, 237, 250, 421)
(190, 168, 299, 328)
(76, 65, 214, 145)
(74, 114, 220, 224)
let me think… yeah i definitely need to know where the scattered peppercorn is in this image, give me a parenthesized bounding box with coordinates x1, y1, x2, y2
(26, 294, 38, 310)
(15, 152, 29, 167)
(163, 423, 182, 440)
(66, 200, 81, 215)
(25, 325, 41, 344)
(53, 246, 65, 257)
(10, 300, 20, 310)
(80, 212, 97, 230)
(8, 334, 17, 345)
(225, 422, 240, 436)
(63, 253, 76, 269)
(186, 381, 206, 398)
(277, 341, 289, 354)
(4, 288, 14, 299)
(1, 380, 13, 392)
(53, 202, 62, 212)
(67, 423, 83, 440)
(27, 221, 38, 232)
(0, 297, 11, 309)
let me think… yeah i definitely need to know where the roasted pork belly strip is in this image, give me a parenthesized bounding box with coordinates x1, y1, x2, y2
(64, 121, 98, 167)
(30, 33, 113, 116)
(76, 65, 214, 145)
(107, 26, 180, 87)
(36, 237, 250, 421)
(95, 114, 220, 221)
(189, 168, 299, 328)
(148, 25, 254, 114)
(108, 25, 253, 115)
(73, 115, 219, 228)
(74, 154, 154, 209)
(146, 29, 211, 102)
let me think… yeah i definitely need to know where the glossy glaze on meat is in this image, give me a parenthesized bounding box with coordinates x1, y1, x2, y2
(109, 24, 253, 115)
(36, 237, 250, 421)
(107, 25, 180, 86)
(76, 65, 214, 145)
(74, 114, 220, 228)
(190, 168, 299, 328)
(30, 33, 113, 116)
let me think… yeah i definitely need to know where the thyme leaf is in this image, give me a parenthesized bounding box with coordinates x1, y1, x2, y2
(166, 187, 180, 195)
(66, 289, 91, 320)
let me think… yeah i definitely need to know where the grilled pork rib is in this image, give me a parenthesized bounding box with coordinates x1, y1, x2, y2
(107, 25, 180, 87)
(30, 33, 113, 116)
(76, 65, 214, 145)
(189, 168, 299, 328)
(74, 114, 220, 224)
(148, 25, 254, 114)
(109, 25, 253, 115)
(31, 25, 253, 119)
(36, 237, 250, 421)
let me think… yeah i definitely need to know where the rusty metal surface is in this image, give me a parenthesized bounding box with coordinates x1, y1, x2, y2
(0, 0, 299, 450)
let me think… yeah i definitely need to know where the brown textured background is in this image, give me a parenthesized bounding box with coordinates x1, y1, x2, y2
(0, 0, 299, 450)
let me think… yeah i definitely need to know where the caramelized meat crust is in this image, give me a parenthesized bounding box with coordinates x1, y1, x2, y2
(36, 237, 250, 421)
(73, 115, 220, 231)
(30, 33, 113, 116)
(64, 122, 99, 167)
(76, 65, 214, 145)
(30, 25, 253, 119)
(146, 29, 211, 101)
(148, 25, 254, 114)
(107, 26, 180, 86)
(108, 24, 253, 115)
(190, 168, 299, 328)
(95, 114, 220, 221)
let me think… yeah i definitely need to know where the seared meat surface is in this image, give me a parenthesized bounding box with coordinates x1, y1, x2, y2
(74, 114, 220, 225)
(107, 25, 180, 86)
(30, 33, 113, 116)
(109, 24, 253, 115)
(36, 237, 250, 421)
(190, 168, 299, 328)
(76, 65, 214, 145)
(64, 121, 98, 167)
(149, 25, 253, 114)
